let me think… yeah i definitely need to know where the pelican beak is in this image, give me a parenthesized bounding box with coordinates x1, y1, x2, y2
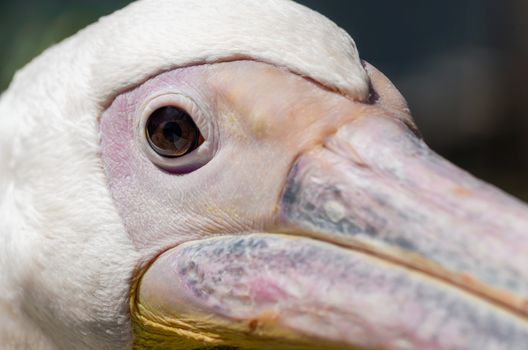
(133, 113, 528, 349)
(281, 113, 528, 310)
(280, 112, 528, 305)
(130, 59, 528, 349)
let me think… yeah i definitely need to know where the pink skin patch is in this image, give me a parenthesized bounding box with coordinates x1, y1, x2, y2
(100, 64, 275, 257)
(99, 59, 361, 258)
(250, 278, 288, 304)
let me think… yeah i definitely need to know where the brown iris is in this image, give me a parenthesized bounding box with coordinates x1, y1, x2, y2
(146, 106, 203, 158)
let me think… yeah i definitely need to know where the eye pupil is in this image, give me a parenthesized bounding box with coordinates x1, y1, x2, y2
(162, 122, 183, 142)
(146, 106, 202, 158)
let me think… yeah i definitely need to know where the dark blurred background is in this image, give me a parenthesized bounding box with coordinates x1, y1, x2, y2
(1, 0, 527, 200)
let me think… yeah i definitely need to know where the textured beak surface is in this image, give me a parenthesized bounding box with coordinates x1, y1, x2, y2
(277, 114, 528, 347)
(279, 114, 528, 315)
(133, 115, 528, 349)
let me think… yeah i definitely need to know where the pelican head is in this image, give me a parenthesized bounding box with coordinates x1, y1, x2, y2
(1, 1, 527, 349)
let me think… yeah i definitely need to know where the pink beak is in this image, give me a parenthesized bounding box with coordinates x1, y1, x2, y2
(136, 114, 528, 349)
(132, 59, 528, 349)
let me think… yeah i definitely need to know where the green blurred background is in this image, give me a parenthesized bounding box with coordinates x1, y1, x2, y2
(1, 0, 527, 200)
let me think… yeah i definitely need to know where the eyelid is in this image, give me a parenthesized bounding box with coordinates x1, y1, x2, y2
(136, 93, 217, 173)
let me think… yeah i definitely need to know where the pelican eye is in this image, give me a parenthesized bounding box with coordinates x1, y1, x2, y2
(145, 106, 204, 158)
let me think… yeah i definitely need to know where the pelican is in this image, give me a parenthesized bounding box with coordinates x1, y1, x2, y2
(1, 0, 527, 349)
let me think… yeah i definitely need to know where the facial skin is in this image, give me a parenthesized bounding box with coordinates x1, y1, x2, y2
(100, 60, 528, 349)
(100, 61, 369, 257)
